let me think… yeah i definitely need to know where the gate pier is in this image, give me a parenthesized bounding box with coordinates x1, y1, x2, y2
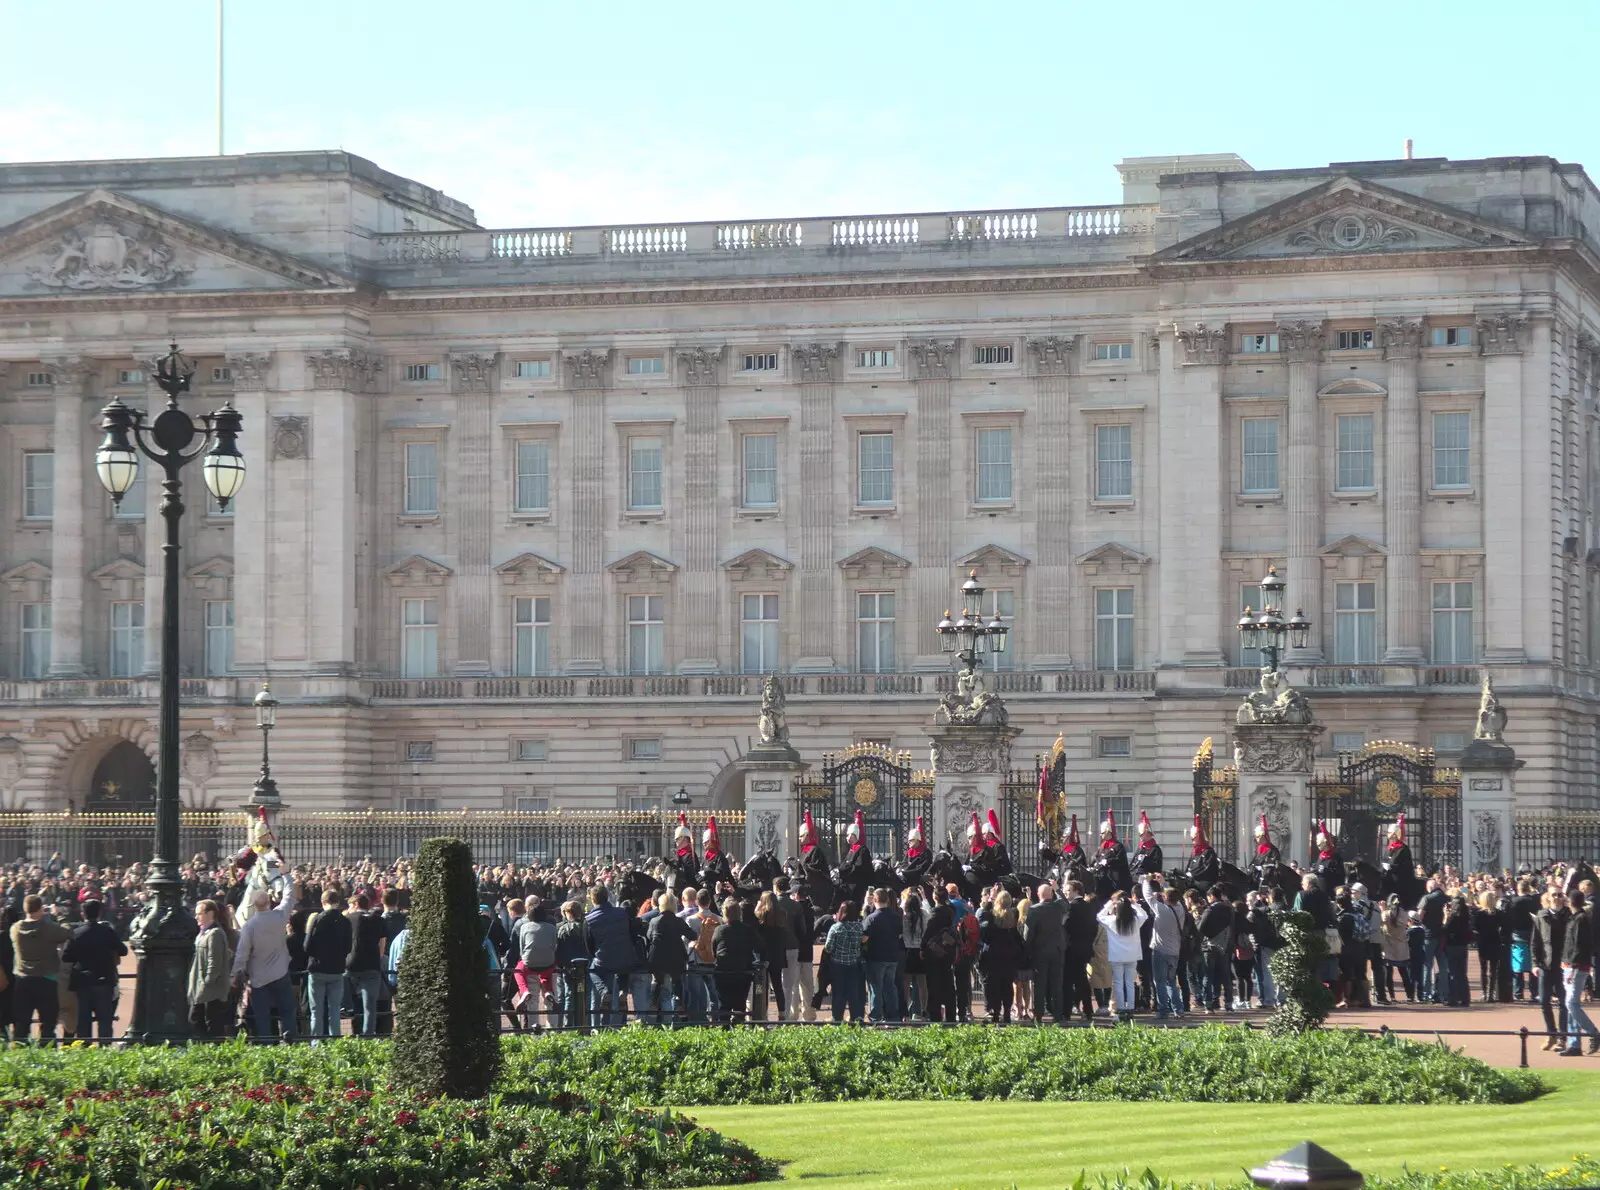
(928, 723, 1023, 849)
(1233, 720, 1320, 868)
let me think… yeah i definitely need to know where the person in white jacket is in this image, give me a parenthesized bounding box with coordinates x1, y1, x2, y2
(1097, 891, 1149, 1020)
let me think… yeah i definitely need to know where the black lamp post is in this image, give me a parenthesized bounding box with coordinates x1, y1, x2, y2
(1237, 566, 1311, 676)
(95, 342, 245, 1041)
(250, 683, 281, 808)
(935, 569, 1009, 682)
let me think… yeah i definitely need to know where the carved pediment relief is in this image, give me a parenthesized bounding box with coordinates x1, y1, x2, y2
(89, 557, 145, 589)
(1320, 534, 1387, 558)
(722, 548, 794, 582)
(1, 559, 50, 593)
(0, 188, 355, 298)
(494, 552, 565, 586)
(382, 554, 453, 587)
(837, 546, 913, 579)
(954, 543, 1029, 578)
(1318, 377, 1387, 397)
(606, 550, 678, 584)
(185, 556, 234, 592)
(1158, 176, 1532, 264)
(1076, 542, 1151, 572)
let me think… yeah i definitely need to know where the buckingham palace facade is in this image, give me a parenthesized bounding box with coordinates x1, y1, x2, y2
(0, 147, 1598, 830)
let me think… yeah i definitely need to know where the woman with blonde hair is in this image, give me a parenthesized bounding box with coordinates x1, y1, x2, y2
(1014, 895, 1034, 1022)
(977, 888, 1024, 1023)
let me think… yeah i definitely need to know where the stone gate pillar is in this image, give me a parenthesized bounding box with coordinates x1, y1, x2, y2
(1233, 722, 1322, 866)
(928, 723, 1021, 850)
(1459, 673, 1521, 874)
(735, 675, 808, 861)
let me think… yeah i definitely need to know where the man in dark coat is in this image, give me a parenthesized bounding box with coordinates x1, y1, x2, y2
(1051, 815, 1089, 886)
(1184, 815, 1221, 894)
(1381, 814, 1422, 909)
(797, 810, 833, 910)
(666, 814, 700, 895)
(698, 815, 735, 896)
(1093, 811, 1132, 899)
(969, 810, 1013, 887)
(1061, 879, 1098, 1021)
(1251, 815, 1283, 891)
(899, 816, 932, 889)
(1312, 821, 1346, 896)
(1128, 811, 1163, 883)
(837, 810, 874, 906)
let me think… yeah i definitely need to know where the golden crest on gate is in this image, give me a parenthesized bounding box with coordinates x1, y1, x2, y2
(1375, 776, 1403, 807)
(854, 778, 879, 807)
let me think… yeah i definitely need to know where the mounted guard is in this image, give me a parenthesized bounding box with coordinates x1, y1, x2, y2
(1382, 813, 1424, 908)
(968, 809, 1013, 890)
(699, 813, 735, 894)
(1252, 814, 1283, 890)
(233, 806, 291, 924)
(838, 809, 875, 904)
(1128, 810, 1163, 883)
(797, 808, 835, 910)
(1184, 814, 1221, 894)
(666, 812, 699, 894)
(1093, 810, 1132, 898)
(1312, 820, 1346, 893)
(899, 815, 932, 888)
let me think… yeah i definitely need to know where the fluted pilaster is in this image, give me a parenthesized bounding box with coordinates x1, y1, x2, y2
(565, 351, 609, 672)
(1381, 319, 1423, 662)
(451, 352, 496, 675)
(48, 361, 95, 676)
(911, 340, 956, 665)
(793, 343, 838, 670)
(678, 347, 722, 670)
(1027, 336, 1074, 665)
(1280, 321, 1324, 661)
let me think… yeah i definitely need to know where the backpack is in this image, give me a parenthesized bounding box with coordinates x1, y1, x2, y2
(956, 912, 981, 962)
(923, 926, 958, 963)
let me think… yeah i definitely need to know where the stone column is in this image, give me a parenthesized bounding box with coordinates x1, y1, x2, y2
(793, 344, 839, 671)
(909, 340, 956, 667)
(1166, 325, 1227, 665)
(677, 347, 723, 672)
(1381, 319, 1424, 662)
(303, 349, 371, 675)
(1233, 719, 1322, 867)
(1480, 315, 1529, 662)
(737, 740, 809, 863)
(1026, 336, 1074, 667)
(1280, 321, 1326, 662)
(229, 354, 272, 676)
(929, 722, 1021, 847)
(48, 361, 96, 677)
(450, 352, 496, 676)
(564, 351, 609, 673)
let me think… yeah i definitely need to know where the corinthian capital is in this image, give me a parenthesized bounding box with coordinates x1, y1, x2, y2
(53, 359, 100, 391)
(226, 352, 272, 391)
(564, 349, 610, 389)
(1378, 318, 1424, 361)
(908, 339, 957, 380)
(1275, 321, 1324, 365)
(1176, 322, 1229, 366)
(450, 352, 496, 393)
(676, 345, 724, 387)
(1477, 313, 1528, 356)
(791, 342, 838, 384)
(1026, 335, 1076, 376)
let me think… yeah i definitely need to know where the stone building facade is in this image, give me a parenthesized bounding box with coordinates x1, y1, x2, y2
(1, 148, 1598, 836)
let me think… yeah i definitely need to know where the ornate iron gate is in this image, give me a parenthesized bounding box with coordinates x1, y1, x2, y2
(1192, 737, 1239, 864)
(794, 744, 929, 860)
(1310, 742, 1461, 870)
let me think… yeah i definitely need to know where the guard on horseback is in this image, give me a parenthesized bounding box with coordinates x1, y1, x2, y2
(1382, 814, 1423, 908)
(838, 809, 874, 905)
(667, 813, 699, 894)
(899, 816, 932, 889)
(1312, 820, 1345, 893)
(1251, 814, 1283, 890)
(969, 809, 1013, 888)
(1049, 814, 1089, 886)
(1093, 810, 1132, 898)
(1184, 814, 1221, 894)
(1128, 811, 1163, 883)
(797, 809, 834, 910)
(699, 814, 735, 894)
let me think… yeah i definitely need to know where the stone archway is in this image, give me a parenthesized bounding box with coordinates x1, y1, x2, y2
(41, 718, 159, 812)
(706, 761, 746, 813)
(87, 741, 156, 811)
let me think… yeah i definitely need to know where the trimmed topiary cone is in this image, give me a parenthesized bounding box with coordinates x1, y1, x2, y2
(392, 837, 502, 1098)
(1267, 907, 1335, 1036)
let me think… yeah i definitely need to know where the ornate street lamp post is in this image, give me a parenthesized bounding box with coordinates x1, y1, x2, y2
(935, 570, 1009, 685)
(1236, 566, 1311, 677)
(95, 342, 245, 1041)
(249, 683, 281, 809)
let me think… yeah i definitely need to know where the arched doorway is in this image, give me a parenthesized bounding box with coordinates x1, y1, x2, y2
(85, 741, 156, 869)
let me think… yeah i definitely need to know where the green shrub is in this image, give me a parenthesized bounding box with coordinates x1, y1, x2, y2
(0, 1083, 774, 1189)
(1269, 907, 1335, 1036)
(392, 836, 501, 1098)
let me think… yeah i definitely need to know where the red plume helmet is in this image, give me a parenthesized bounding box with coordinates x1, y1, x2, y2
(968, 811, 982, 853)
(703, 813, 721, 854)
(1389, 813, 1407, 850)
(1256, 814, 1273, 854)
(984, 808, 1001, 846)
(1100, 808, 1118, 848)
(1190, 814, 1208, 854)
(801, 808, 816, 850)
(908, 815, 925, 849)
(1065, 814, 1081, 848)
(849, 809, 865, 847)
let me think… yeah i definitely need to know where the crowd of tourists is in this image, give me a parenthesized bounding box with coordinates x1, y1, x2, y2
(1, 806, 1598, 1053)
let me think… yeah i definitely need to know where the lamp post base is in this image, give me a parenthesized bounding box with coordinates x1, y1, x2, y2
(128, 880, 197, 1042)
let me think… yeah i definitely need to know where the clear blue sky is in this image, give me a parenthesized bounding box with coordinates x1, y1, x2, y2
(3, 0, 1597, 229)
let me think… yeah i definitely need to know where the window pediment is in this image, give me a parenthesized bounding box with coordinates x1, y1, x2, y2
(185, 555, 234, 595)
(90, 557, 145, 589)
(495, 552, 564, 586)
(837, 546, 912, 580)
(1320, 534, 1387, 558)
(954, 543, 1029, 578)
(1, 559, 50, 592)
(1319, 377, 1386, 398)
(1075, 542, 1150, 574)
(607, 550, 678, 584)
(722, 548, 793, 582)
(382, 554, 453, 587)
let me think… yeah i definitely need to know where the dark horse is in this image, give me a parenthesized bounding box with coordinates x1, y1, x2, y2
(617, 864, 665, 908)
(734, 848, 784, 903)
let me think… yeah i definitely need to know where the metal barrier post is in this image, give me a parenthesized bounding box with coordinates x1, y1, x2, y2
(567, 961, 590, 1032)
(1519, 1025, 1529, 1068)
(751, 961, 769, 1022)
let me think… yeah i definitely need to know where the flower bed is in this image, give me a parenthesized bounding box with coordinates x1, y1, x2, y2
(0, 1082, 774, 1189)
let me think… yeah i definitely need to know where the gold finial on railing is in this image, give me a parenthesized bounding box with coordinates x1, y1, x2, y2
(1193, 736, 1214, 771)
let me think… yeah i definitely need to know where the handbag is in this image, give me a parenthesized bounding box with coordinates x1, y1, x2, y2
(1324, 927, 1343, 957)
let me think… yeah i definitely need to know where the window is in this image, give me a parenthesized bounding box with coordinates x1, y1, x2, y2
(117, 369, 146, 385)
(1433, 732, 1466, 756)
(742, 353, 778, 372)
(1240, 418, 1279, 493)
(1432, 412, 1470, 489)
(975, 428, 1013, 503)
(1095, 587, 1135, 671)
(1093, 342, 1134, 362)
(513, 595, 551, 676)
(515, 794, 550, 813)
(1330, 731, 1366, 755)
(1334, 581, 1377, 663)
(857, 432, 895, 505)
(405, 741, 435, 763)
(1239, 583, 1264, 668)
(515, 739, 549, 763)
(514, 441, 550, 513)
(203, 600, 233, 676)
(19, 603, 50, 679)
(981, 588, 1015, 670)
(1098, 735, 1132, 759)
(22, 451, 53, 519)
(1335, 414, 1375, 490)
(1431, 581, 1474, 664)
(627, 356, 665, 375)
(112, 467, 146, 518)
(1096, 793, 1134, 830)
(403, 363, 442, 382)
(857, 349, 895, 369)
(400, 597, 439, 677)
(25, 372, 52, 387)
(1095, 424, 1133, 499)
(403, 442, 439, 514)
(402, 797, 438, 812)
(109, 601, 145, 677)
(741, 433, 778, 507)
(1334, 329, 1374, 350)
(1239, 334, 1279, 354)
(972, 344, 1012, 365)
(1431, 326, 1473, 347)
(627, 437, 663, 510)
(856, 592, 896, 673)
(514, 359, 551, 379)
(629, 738, 662, 761)
(627, 792, 664, 813)
(626, 594, 665, 675)
(740, 593, 779, 674)
(211, 367, 233, 383)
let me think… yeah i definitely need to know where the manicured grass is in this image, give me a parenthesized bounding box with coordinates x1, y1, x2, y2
(685, 1069, 1600, 1190)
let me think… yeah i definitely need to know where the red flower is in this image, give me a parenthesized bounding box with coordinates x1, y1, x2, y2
(393, 1110, 419, 1127)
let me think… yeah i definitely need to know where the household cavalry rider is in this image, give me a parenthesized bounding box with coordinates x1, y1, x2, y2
(1382, 813, 1423, 908)
(1056, 814, 1089, 882)
(1251, 814, 1282, 890)
(1312, 820, 1346, 893)
(838, 809, 875, 906)
(667, 812, 699, 894)
(1183, 814, 1221, 893)
(1127, 811, 1163, 883)
(1093, 810, 1132, 898)
(898, 815, 932, 888)
(968, 809, 1013, 888)
(797, 809, 833, 907)
(699, 814, 735, 893)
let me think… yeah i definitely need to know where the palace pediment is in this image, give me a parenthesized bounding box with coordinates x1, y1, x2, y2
(722, 548, 793, 582)
(1158, 176, 1532, 264)
(494, 552, 565, 585)
(382, 554, 453, 587)
(954, 543, 1030, 578)
(1321, 534, 1387, 558)
(0, 188, 356, 298)
(837, 546, 912, 579)
(606, 550, 678, 583)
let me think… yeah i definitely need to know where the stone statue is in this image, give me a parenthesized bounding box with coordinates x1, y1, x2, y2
(757, 674, 789, 747)
(1475, 671, 1507, 742)
(935, 667, 1010, 727)
(1236, 668, 1313, 726)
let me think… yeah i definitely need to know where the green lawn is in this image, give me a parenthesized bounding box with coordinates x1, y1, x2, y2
(686, 1069, 1600, 1190)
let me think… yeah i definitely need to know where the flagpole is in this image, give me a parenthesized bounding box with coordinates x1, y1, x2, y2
(216, 0, 225, 155)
